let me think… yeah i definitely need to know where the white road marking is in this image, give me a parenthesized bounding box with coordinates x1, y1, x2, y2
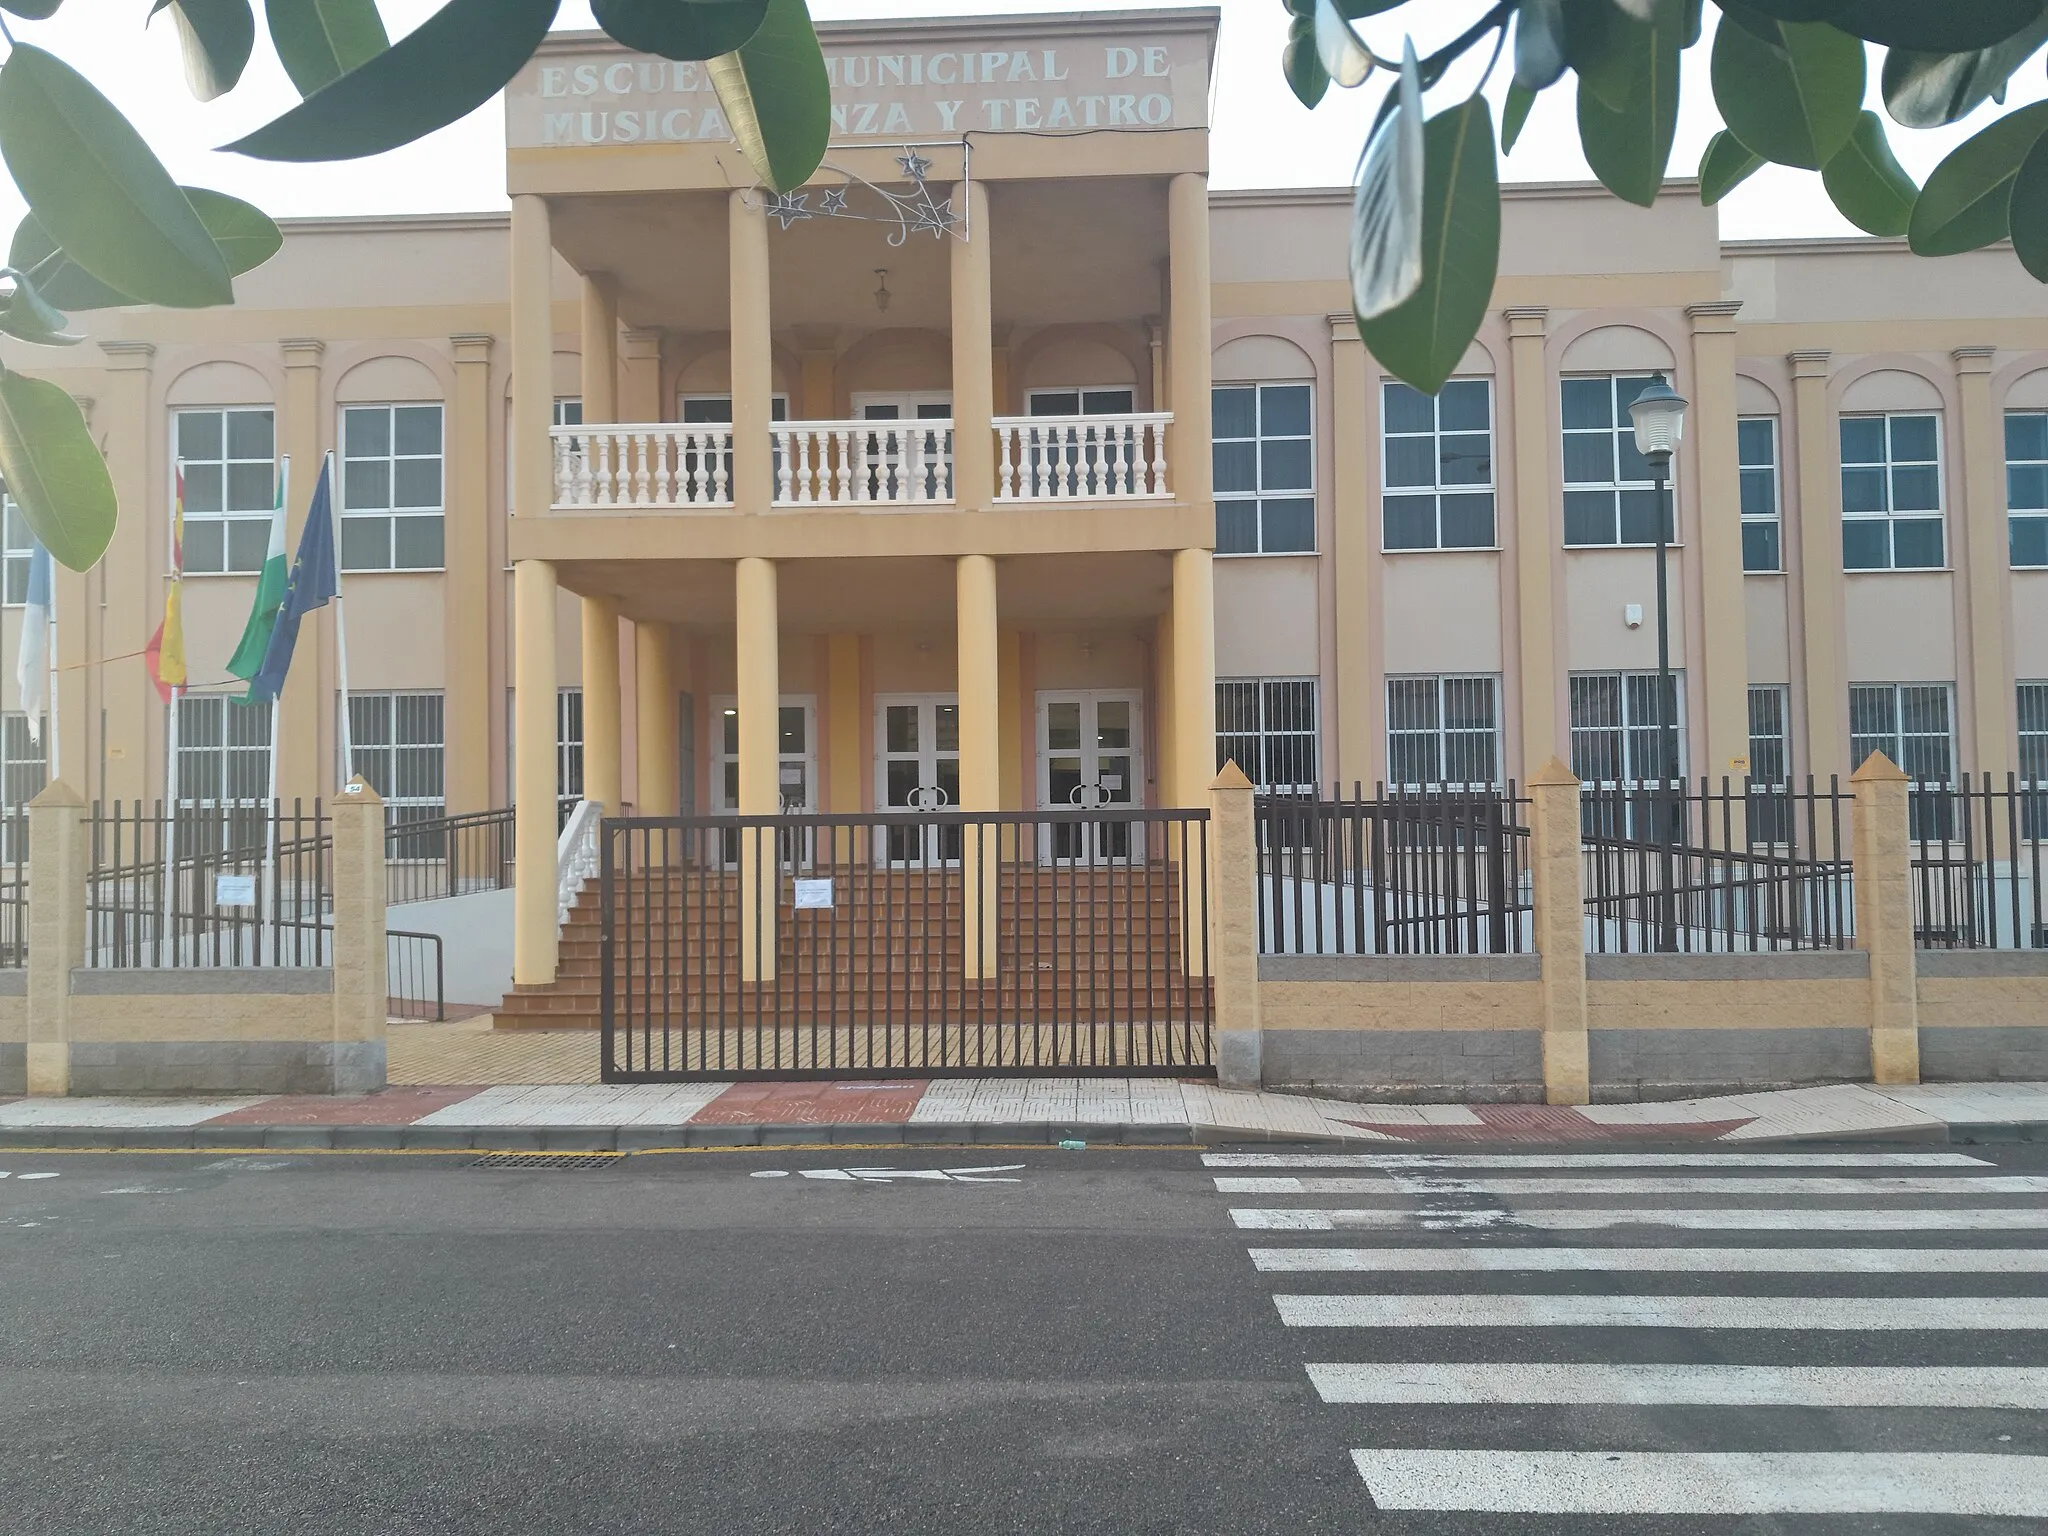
(757, 1165, 1027, 1183)
(14, 1172, 56, 1181)
(1215, 1174, 2048, 1196)
(1251, 1245, 2048, 1273)
(1277, 1293, 2048, 1330)
(1349, 1450, 2048, 1515)
(1311, 1362, 2048, 1407)
(1203, 1151, 1992, 1169)
(1233, 1205, 2048, 1231)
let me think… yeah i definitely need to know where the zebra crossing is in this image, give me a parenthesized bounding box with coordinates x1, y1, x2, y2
(1209, 1145, 2048, 1520)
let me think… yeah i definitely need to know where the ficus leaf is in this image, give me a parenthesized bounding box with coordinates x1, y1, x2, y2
(0, 368, 118, 572)
(10, 186, 279, 312)
(1575, 2, 1683, 207)
(2011, 131, 2048, 280)
(0, 45, 232, 308)
(1698, 129, 1763, 204)
(1908, 99, 2048, 255)
(1350, 39, 1423, 320)
(154, 0, 255, 102)
(1313, 0, 1372, 88)
(0, 270, 81, 345)
(1711, 11, 1864, 170)
(1358, 95, 1500, 398)
(1502, 81, 1536, 152)
(1881, 15, 2048, 129)
(592, 0, 771, 63)
(265, 0, 390, 97)
(708, 0, 830, 195)
(1821, 111, 1918, 236)
(231, 0, 558, 162)
(183, 187, 283, 275)
(1283, 12, 1329, 109)
(1830, 0, 2048, 54)
(0, 2, 66, 16)
(1515, 0, 1567, 92)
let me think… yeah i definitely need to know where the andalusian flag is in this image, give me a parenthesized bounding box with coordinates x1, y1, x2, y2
(227, 456, 289, 685)
(144, 469, 187, 702)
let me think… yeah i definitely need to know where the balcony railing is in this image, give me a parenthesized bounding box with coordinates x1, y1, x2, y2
(994, 413, 1171, 501)
(552, 424, 734, 509)
(773, 418, 954, 505)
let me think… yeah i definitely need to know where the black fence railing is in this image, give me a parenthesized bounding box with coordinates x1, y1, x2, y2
(600, 809, 1213, 1080)
(1910, 776, 2048, 949)
(88, 801, 332, 969)
(386, 928, 446, 1020)
(1255, 785, 1532, 956)
(1582, 778, 1853, 954)
(384, 806, 515, 903)
(0, 809, 24, 969)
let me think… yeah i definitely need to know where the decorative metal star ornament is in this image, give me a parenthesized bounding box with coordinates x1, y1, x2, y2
(895, 149, 934, 181)
(767, 191, 811, 229)
(817, 187, 850, 216)
(909, 194, 955, 237)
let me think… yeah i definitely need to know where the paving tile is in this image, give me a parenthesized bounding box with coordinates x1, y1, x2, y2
(0, 1097, 265, 1128)
(694, 1080, 927, 1125)
(209, 1087, 481, 1126)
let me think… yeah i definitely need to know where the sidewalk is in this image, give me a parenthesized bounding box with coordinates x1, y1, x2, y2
(1, 1074, 2043, 1151)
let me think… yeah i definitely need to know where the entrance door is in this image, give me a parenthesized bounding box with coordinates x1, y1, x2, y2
(711, 696, 816, 866)
(852, 392, 952, 501)
(876, 694, 960, 865)
(1037, 690, 1143, 863)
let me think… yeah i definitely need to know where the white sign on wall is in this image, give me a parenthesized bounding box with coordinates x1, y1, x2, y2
(793, 878, 835, 910)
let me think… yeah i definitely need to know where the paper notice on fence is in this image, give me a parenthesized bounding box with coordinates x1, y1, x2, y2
(793, 878, 834, 910)
(215, 874, 258, 907)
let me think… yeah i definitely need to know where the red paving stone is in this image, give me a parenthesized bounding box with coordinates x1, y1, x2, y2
(208, 1087, 484, 1126)
(693, 1080, 930, 1125)
(1340, 1105, 1756, 1143)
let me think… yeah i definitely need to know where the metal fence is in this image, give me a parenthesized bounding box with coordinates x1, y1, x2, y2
(88, 801, 331, 968)
(0, 809, 24, 968)
(600, 808, 1213, 1080)
(1255, 785, 1532, 955)
(386, 928, 446, 1020)
(1909, 776, 2048, 949)
(1581, 778, 1853, 954)
(384, 806, 515, 903)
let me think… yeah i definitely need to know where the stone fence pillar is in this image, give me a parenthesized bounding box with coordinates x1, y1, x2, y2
(25, 781, 87, 1095)
(1851, 752, 1920, 1084)
(330, 777, 390, 1091)
(1208, 763, 1262, 1090)
(1527, 758, 1590, 1105)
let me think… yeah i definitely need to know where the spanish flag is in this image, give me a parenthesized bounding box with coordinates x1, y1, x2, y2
(145, 469, 187, 703)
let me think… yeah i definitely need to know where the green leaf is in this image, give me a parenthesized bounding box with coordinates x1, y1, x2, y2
(9, 184, 279, 313)
(1723, 0, 1846, 20)
(1822, 111, 1919, 235)
(1699, 129, 1763, 203)
(708, 0, 830, 195)
(593, 0, 769, 61)
(1358, 96, 1500, 398)
(0, 46, 232, 308)
(154, 0, 255, 101)
(1908, 99, 2048, 254)
(1575, 3, 1683, 206)
(0, 270, 81, 345)
(0, 2, 66, 16)
(1564, 0, 1633, 112)
(1514, 0, 1567, 91)
(1284, 11, 1329, 109)
(265, 0, 390, 97)
(1711, 12, 1864, 169)
(0, 368, 117, 572)
(1502, 81, 1536, 151)
(183, 187, 283, 275)
(1881, 15, 2048, 129)
(2011, 131, 2048, 279)
(1831, 0, 2048, 53)
(231, 0, 557, 161)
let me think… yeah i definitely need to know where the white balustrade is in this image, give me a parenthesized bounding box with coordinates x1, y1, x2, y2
(556, 798, 605, 925)
(772, 419, 956, 506)
(993, 413, 1172, 501)
(550, 423, 733, 509)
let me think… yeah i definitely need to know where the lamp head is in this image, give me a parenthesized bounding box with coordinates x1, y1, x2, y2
(1628, 371, 1688, 461)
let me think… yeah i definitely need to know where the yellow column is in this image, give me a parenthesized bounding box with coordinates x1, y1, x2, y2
(328, 777, 389, 1090)
(1954, 345, 2012, 778)
(580, 273, 619, 423)
(512, 559, 559, 986)
(620, 327, 662, 422)
(1155, 607, 1178, 807)
(827, 633, 862, 812)
(1506, 307, 1558, 774)
(98, 342, 155, 804)
(998, 628, 1023, 810)
(25, 780, 86, 1095)
(633, 621, 676, 815)
(1527, 757, 1590, 1105)
(735, 556, 779, 981)
(444, 333, 494, 815)
(1790, 350, 1842, 776)
(582, 598, 623, 812)
(1851, 753, 1920, 1083)
(1172, 548, 1216, 809)
(729, 190, 773, 512)
(797, 328, 838, 419)
(510, 194, 556, 520)
(1167, 172, 1213, 512)
(951, 180, 994, 511)
(1207, 763, 1262, 1088)
(957, 554, 1000, 977)
(277, 339, 325, 803)
(1330, 317, 1374, 785)
(1687, 302, 1750, 780)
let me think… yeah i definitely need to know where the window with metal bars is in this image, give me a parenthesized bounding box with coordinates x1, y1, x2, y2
(173, 694, 272, 805)
(1747, 683, 1793, 843)
(2, 490, 34, 605)
(1381, 379, 1494, 550)
(557, 687, 583, 823)
(1840, 413, 1944, 570)
(2021, 681, 2048, 839)
(1850, 681, 1955, 840)
(1561, 374, 1674, 546)
(1212, 383, 1314, 554)
(0, 712, 46, 862)
(1214, 678, 1319, 792)
(174, 407, 277, 575)
(1385, 675, 1500, 788)
(346, 692, 445, 848)
(1569, 671, 1686, 785)
(340, 403, 444, 571)
(1739, 416, 1782, 572)
(2009, 411, 2048, 568)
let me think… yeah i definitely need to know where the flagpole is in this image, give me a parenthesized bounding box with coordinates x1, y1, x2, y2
(44, 571, 57, 784)
(329, 451, 354, 782)
(264, 455, 288, 895)
(161, 461, 184, 957)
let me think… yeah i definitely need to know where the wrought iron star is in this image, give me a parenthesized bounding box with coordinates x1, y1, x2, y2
(909, 193, 956, 236)
(767, 191, 811, 229)
(895, 149, 934, 182)
(816, 186, 850, 216)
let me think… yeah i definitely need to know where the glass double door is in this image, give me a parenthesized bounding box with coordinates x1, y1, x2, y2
(1038, 690, 1142, 863)
(853, 393, 952, 501)
(877, 694, 961, 866)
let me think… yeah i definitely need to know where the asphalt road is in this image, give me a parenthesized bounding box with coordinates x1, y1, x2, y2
(0, 1141, 2043, 1534)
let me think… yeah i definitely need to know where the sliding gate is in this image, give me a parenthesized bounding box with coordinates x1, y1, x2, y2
(598, 808, 1213, 1080)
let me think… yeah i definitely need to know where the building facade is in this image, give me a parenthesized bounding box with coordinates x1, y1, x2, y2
(5, 7, 2048, 985)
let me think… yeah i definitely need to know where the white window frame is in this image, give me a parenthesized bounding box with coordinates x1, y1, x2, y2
(0, 710, 47, 861)
(1212, 381, 1315, 556)
(172, 405, 277, 576)
(1848, 682, 1955, 786)
(2007, 409, 2048, 569)
(339, 402, 445, 573)
(1384, 674, 1502, 790)
(1215, 678, 1320, 794)
(2022, 681, 2048, 788)
(1738, 415, 1782, 574)
(710, 694, 817, 814)
(1, 489, 32, 608)
(1840, 411, 1945, 571)
(1569, 670, 1688, 787)
(344, 690, 446, 825)
(1747, 684, 1791, 787)
(1561, 373, 1675, 548)
(1380, 378, 1496, 552)
(172, 693, 272, 807)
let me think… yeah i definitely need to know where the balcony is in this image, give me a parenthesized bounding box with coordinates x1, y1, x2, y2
(549, 412, 1174, 512)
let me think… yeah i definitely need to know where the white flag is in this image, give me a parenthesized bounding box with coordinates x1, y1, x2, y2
(17, 540, 50, 743)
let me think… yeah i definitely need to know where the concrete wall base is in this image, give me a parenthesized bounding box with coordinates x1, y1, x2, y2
(1920, 1025, 2048, 1081)
(1589, 1026, 1871, 1099)
(66, 1040, 387, 1096)
(1260, 1027, 1544, 1103)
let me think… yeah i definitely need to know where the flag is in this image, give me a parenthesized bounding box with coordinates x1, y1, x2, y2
(246, 455, 338, 707)
(226, 456, 289, 684)
(144, 470, 187, 703)
(16, 539, 49, 742)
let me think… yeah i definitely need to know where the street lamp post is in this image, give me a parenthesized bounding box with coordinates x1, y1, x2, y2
(1629, 373, 1689, 952)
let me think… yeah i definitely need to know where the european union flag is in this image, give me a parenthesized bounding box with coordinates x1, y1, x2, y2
(246, 454, 339, 706)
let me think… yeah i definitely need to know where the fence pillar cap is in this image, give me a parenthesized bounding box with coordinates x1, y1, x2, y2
(1526, 757, 1581, 790)
(1211, 761, 1254, 792)
(336, 775, 385, 806)
(28, 778, 84, 809)
(1850, 751, 1910, 785)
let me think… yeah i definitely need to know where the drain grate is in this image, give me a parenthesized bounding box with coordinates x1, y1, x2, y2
(468, 1152, 626, 1170)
